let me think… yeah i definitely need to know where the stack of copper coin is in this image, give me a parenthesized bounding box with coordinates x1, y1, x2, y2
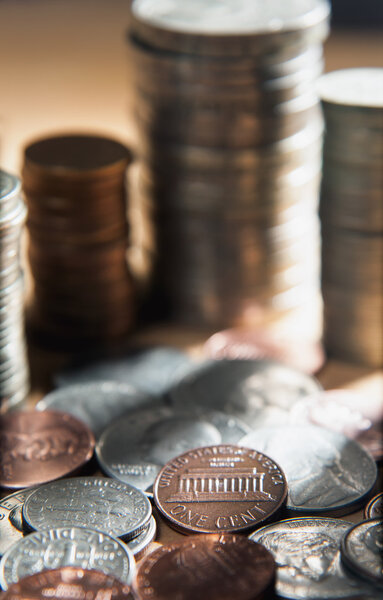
(0, 170, 29, 411)
(128, 0, 330, 335)
(319, 69, 383, 367)
(22, 135, 135, 349)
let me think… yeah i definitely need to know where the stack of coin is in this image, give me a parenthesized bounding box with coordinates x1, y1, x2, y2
(0, 169, 29, 411)
(319, 68, 383, 367)
(128, 0, 330, 333)
(22, 134, 135, 349)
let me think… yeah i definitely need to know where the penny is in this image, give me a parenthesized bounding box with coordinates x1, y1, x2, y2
(0, 410, 95, 489)
(133, 533, 276, 600)
(250, 517, 379, 599)
(341, 519, 383, 587)
(365, 493, 383, 520)
(0, 489, 36, 556)
(240, 425, 377, 514)
(0, 526, 135, 590)
(153, 444, 287, 535)
(96, 406, 249, 494)
(1, 567, 132, 599)
(22, 476, 152, 541)
(128, 515, 157, 558)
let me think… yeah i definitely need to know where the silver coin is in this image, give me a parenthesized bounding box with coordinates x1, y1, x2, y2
(168, 359, 322, 428)
(240, 425, 377, 514)
(127, 515, 157, 557)
(96, 406, 250, 494)
(0, 489, 36, 556)
(365, 493, 383, 520)
(0, 525, 135, 590)
(249, 517, 379, 599)
(22, 477, 152, 541)
(318, 68, 383, 109)
(341, 519, 383, 587)
(36, 381, 160, 438)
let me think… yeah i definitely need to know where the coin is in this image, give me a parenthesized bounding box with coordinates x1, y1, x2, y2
(168, 359, 321, 429)
(1, 567, 132, 599)
(341, 519, 383, 587)
(153, 444, 287, 534)
(22, 476, 152, 541)
(240, 425, 377, 514)
(0, 489, 37, 556)
(36, 381, 159, 438)
(0, 526, 136, 590)
(133, 533, 276, 600)
(0, 410, 95, 489)
(365, 494, 383, 520)
(128, 515, 157, 558)
(96, 406, 250, 494)
(250, 517, 379, 599)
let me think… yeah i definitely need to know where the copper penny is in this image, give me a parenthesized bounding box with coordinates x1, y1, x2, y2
(204, 328, 325, 375)
(0, 410, 95, 489)
(133, 533, 276, 600)
(1, 567, 131, 599)
(153, 444, 287, 535)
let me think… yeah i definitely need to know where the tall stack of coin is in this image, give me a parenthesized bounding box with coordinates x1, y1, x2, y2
(22, 135, 135, 349)
(319, 69, 383, 367)
(128, 0, 330, 335)
(0, 170, 29, 411)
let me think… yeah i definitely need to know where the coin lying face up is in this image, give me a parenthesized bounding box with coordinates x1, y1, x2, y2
(364, 493, 383, 520)
(341, 518, 383, 588)
(0, 489, 36, 556)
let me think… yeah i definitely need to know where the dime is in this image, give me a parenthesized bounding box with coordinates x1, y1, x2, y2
(0, 489, 36, 556)
(250, 517, 379, 599)
(128, 515, 157, 558)
(239, 425, 377, 514)
(36, 381, 159, 438)
(365, 493, 383, 520)
(0, 526, 135, 590)
(0, 410, 95, 489)
(341, 519, 383, 587)
(168, 359, 322, 428)
(153, 444, 287, 535)
(96, 406, 250, 494)
(22, 477, 152, 541)
(1, 567, 132, 599)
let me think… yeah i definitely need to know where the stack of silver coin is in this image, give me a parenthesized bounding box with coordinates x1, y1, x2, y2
(0, 170, 29, 412)
(128, 0, 330, 336)
(319, 69, 383, 367)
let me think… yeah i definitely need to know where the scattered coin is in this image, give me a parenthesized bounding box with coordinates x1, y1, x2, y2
(341, 519, 383, 588)
(133, 533, 276, 600)
(0, 489, 36, 556)
(250, 517, 379, 599)
(153, 444, 287, 535)
(128, 515, 157, 559)
(364, 493, 383, 520)
(0, 526, 135, 590)
(0, 410, 95, 489)
(239, 425, 377, 514)
(96, 405, 249, 494)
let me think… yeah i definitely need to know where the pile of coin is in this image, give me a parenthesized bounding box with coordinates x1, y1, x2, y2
(22, 134, 135, 350)
(0, 169, 29, 412)
(127, 0, 330, 334)
(319, 68, 383, 367)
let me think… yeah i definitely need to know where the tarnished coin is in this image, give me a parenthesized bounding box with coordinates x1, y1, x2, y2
(153, 444, 287, 534)
(0, 410, 95, 489)
(341, 519, 383, 587)
(0, 526, 135, 590)
(128, 515, 157, 558)
(365, 493, 383, 520)
(22, 477, 152, 541)
(133, 533, 276, 600)
(0, 489, 36, 556)
(36, 381, 159, 438)
(240, 425, 377, 514)
(1, 568, 132, 599)
(250, 517, 379, 599)
(168, 359, 322, 428)
(96, 406, 250, 494)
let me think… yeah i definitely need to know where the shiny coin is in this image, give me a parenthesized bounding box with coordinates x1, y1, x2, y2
(240, 425, 377, 514)
(365, 493, 383, 520)
(250, 517, 378, 599)
(36, 381, 159, 438)
(133, 533, 276, 600)
(0, 489, 36, 556)
(1, 567, 132, 599)
(318, 68, 383, 109)
(0, 526, 135, 590)
(128, 515, 157, 558)
(341, 519, 383, 587)
(96, 406, 250, 494)
(153, 444, 287, 535)
(0, 410, 95, 489)
(22, 477, 152, 541)
(168, 359, 321, 428)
